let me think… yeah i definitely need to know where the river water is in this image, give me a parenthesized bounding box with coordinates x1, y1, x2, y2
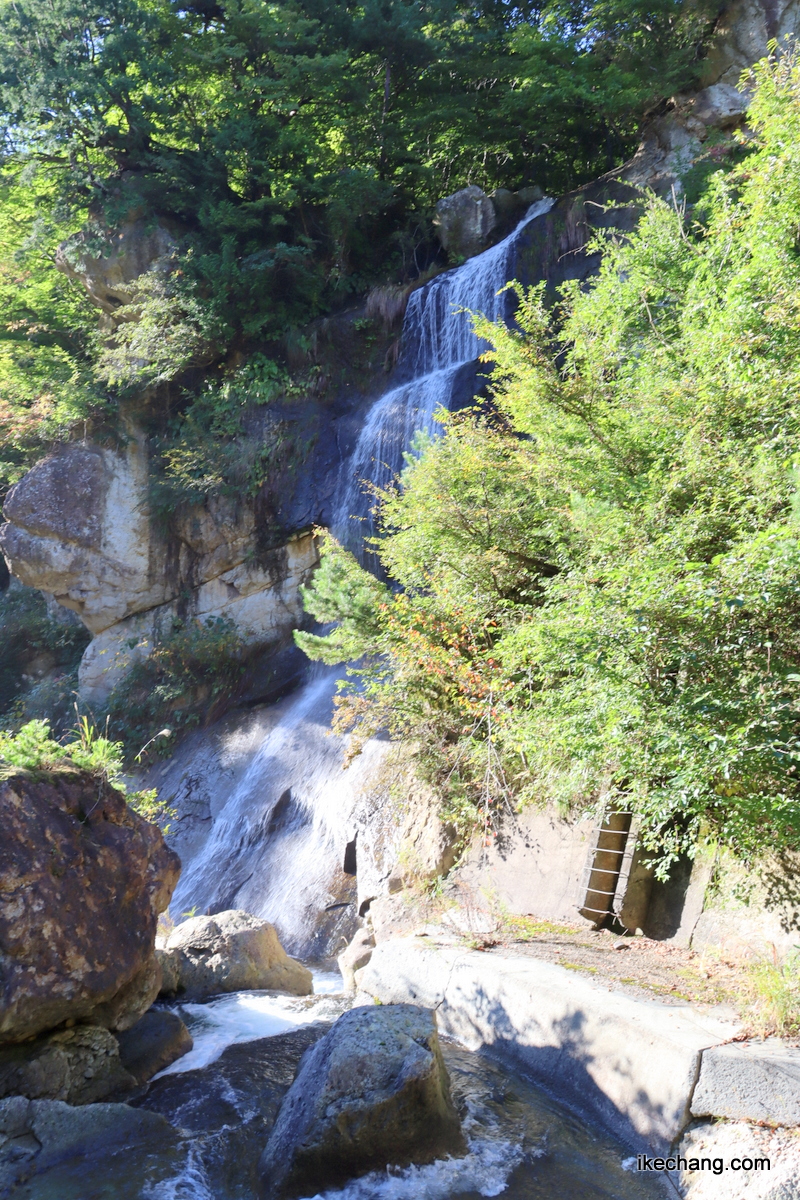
(114, 981, 667, 1200)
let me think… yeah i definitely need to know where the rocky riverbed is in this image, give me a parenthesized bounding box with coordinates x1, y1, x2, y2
(1, 994, 667, 1200)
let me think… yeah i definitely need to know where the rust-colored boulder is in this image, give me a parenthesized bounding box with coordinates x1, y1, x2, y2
(0, 769, 180, 1044)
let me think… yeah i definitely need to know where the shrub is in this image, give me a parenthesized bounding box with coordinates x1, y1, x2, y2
(0, 715, 172, 827)
(744, 951, 800, 1038)
(106, 615, 246, 759)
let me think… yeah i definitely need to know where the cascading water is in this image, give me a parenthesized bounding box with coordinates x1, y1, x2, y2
(170, 198, 554, 959)
(168, 669, 387, 958)
(336, 198, 554, 549)
(137, 195, 670, 1200)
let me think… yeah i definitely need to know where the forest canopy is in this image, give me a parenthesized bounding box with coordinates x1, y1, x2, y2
(297, 49, 800, 871)
(0, 0, 715, 494)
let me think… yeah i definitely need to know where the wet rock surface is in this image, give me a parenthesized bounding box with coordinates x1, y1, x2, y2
(134, 1025, 328, 1198)
(0, 1095, 179, 1198)
(157, 910, 313, 1000)
(258, 1004, 465, 1198)
(0, 1027, 134, 1106)
(0, 769, 180, 1044)
(116, 1010, 193, 1087)
(0, 1014, 668, 1199)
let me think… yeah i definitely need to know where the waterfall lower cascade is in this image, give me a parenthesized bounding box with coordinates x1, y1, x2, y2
(171, 198, 554, 958)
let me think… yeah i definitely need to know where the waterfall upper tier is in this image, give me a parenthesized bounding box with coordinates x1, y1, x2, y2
(335, 197, 553, 548)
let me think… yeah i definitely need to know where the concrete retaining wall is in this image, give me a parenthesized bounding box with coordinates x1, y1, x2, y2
(354, 938, 800, 1154)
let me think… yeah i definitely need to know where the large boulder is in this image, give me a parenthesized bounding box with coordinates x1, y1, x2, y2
(157, 910, 313, 999)
(434, 185, 497, 259)
(258, 1004, 464, 1198)
(0, 769, 180, 1044)
(116, 1010, 193, 1087)
(337, 926, 375, 993)
(0, 1026, 135, 1106)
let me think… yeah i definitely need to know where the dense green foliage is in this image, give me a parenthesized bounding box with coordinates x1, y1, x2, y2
(0, 0, 715, 486)
(0, 169, 104, 497)
(0, 715, 170, 823)
(298, 50, 800, 867)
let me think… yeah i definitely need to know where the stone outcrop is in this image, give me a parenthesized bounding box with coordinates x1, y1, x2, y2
(0, 1026, 135, 1106)
(0, 439, 319, 703)
(0, 769, 180, 1044)
(258, 1004, 464, 1197)
(348, 754, 459, 928)
(0, 1095, 178, 1196)
(116, 1010, 193, 1087)
(0, 1012, 193, 1105)
(434, 184, 545, 260)
(434, 185, 498, 259)
(157, 910, 313, 999)
(55, 214, 176, 324)
(337, 926, 375, 992)
(625, 0, 800, 195)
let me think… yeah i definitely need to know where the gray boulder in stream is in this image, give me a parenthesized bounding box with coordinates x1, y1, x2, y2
(258, 1004, 465, 1198)
(157, 910, 313, 998)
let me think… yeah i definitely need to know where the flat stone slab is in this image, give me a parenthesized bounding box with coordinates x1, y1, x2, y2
(691, 1039, 800, 1125)
(356, 938, 740, 1152)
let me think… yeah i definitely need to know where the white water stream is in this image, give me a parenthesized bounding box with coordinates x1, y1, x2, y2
(336, 198, 553, 547)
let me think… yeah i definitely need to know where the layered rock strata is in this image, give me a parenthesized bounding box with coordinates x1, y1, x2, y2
(0, 440, 318, 704)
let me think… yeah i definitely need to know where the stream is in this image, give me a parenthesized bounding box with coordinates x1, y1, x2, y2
(27, 978, 666, 1200)
(167, 198, 557, 962)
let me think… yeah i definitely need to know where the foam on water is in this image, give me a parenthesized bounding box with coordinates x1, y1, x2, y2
(142, 1149, 216, 1200)
(155, 970, 347, 1077)
(298, 1138, 525, 1200)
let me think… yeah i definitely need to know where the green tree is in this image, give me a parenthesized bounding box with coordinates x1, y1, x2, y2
(298, 47, 800, 868)
(0, 0, 716, 399)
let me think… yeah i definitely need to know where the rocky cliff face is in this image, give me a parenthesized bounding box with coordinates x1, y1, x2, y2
(1, 0, 796, 714)
(0, 198, 391, 707)
(0, 438, 318, 703)
(436, 0, 800, 273)
(56, 213, 176, 328)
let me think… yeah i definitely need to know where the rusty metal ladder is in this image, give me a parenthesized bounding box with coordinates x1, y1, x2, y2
(577, 807, 636, 928)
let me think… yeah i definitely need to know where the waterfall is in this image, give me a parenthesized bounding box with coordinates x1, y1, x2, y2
(169, 669, 388, 958)
(336, 197, 553, 548)
(170, 197, 554, 957)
